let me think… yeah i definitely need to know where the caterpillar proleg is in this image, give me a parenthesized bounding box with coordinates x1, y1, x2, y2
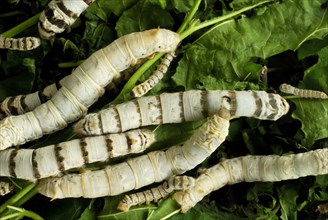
(279, 83, 328, 99)
(0, 129, 154, 181)
(131, 51, 175, 97)
(0, 28, 180, 150)
(0, 181, 14, 196)
(0, 36, 41, 50)
(38, 0, 95, 39)
(173, 148, 328, 212)
(74, 90, 289, 136)
(37, 108, 230, 199)
(117, 175, 196, 212)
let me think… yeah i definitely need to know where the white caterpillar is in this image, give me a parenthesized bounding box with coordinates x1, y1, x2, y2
(38, 0, 95, 39)
(74, 90, 289, 137)
(173, 148, 328, 212)
(0, 36, 40, 50)
(131, 51, 175, 97)
(0, 28, 180, 150)
(0, 181, 14, 196)
(279, 83, 328, 99)
(117, 175, 196, 212)
(0, 68, 135, 118)
(37, 108, 230, 199)
(0, 129, 154, 182)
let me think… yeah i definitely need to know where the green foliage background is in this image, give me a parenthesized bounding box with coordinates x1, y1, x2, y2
(0, 0, 327, 219)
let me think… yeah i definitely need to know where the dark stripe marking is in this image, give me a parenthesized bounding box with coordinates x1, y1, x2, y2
(57, 1, 78, 19)
(200, 91, 209, 118)
(113, 106, 123, 132)
(227, 91, 237, 116)
(54, 144, 65, 171)
(178, 92, 185, 122)
(97, 114, 104, 135)
(133, 99, 142, 127)
(80, 138, 89, 164)
(9, 150, 18, 178)
(252, 91, 263, 118)
(32, 150, 41, 179)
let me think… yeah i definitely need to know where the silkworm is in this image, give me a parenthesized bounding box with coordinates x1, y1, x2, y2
(0, 36, 41, 50)
(38, 0, 95, 39)
(0, 129, 154, 181)
(279, 83, 328, 99)
(0, 67, 136, 118)
(0, 181, 14, 196)
(131, 51, 175, 97)
(173, 148, 328, 212)
(74, 90, 289, 137)
(117, 175, 195, 212)
(37, 108, 230, 199)
(0, 28, 180, 150)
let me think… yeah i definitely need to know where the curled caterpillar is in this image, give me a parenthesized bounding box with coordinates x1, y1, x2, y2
(0, 36, 40, 50)
(173, 148, 328, 212)
(74, 90, 289, 137)
(37, 109, 230, 199)
(131, 51, 175, 97)
(117, 175, 195, 212)
(0, 181, 14, 196)
(279, 83, 328, 99)
(38, 0, 95, 39)
(0, 28, 180, 150)
(0, 129, 154, 181)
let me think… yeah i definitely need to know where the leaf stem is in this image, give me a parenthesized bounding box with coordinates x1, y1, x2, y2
(2, 12, 40, 37)
(177, 0, 202, 34)
(179, 0, 275, 41)
(0, 183, 37, 215)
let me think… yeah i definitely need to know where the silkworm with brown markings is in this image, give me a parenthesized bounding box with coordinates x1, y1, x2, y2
(0, 36, 40, 50)
(279, 83, 328, 99)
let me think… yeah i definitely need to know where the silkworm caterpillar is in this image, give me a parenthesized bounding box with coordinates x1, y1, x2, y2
(117, 175, 195, 212)
(74, 90, 289, 137)
(279, 83, 328, 99)
(173, 148, 328, 212)
(0, 181, 14, 196)
(0, 28, 180, 150)
(131, 51, 175, 97)
(37, 108, 230, 199)
(0, 36, 41, 50)
(0, 129, 154, 181)
(0, 67, 136, 118)
(38, 0, 95, 39)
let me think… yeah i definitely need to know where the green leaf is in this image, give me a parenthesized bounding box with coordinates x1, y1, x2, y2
(171, 0, 196, 13)
(277, 183, 300, 220)
(78, 206, 96, 220)
(115, 0, 175, 36)
(172, 0, 328, 90)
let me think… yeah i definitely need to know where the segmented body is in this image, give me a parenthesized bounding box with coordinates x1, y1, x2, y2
(74, 90, 289, 137)
(0, 129, 154, 181)
(131, 51, 175, 97)
(279, 83, 328, 99)
(173, 148, 328, 212)
(38, 0, 95, 39)
(117, 175, 195, 211)
(0, 28, 180, 150)
(37, 109, 230, 199)
(0, 36, 40, 50)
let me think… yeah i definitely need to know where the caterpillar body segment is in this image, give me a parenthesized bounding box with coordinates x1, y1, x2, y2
(279, 83, 328, 99)
(0, 129, 154, 181)
(0, 29, 180, 150)
(117, 175, 196, 211)
(0, 181, 14, 196)
(37, 109, 230, 199)
(38, 0, 95, 39)
(131, 51, 175, 97)
(74, 90, 289, 137)
(174, 148, 328, 212)
(0, 36, 41, 50)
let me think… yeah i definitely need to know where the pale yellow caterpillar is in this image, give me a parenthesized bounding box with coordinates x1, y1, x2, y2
(173, 148, 328, 212)
(0, 181, 14, 196)
(37, 108, 230, 199)
(38, 0, 95, 39)
(131, 51, 175, 97)
(74, 90, 289, 137)
(0, 129, 154, 181)
(117, 175, 195, 212)
(279, 83, 328, 99)
(0, 36, 40, 50)
(0, 28, 180, 150)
